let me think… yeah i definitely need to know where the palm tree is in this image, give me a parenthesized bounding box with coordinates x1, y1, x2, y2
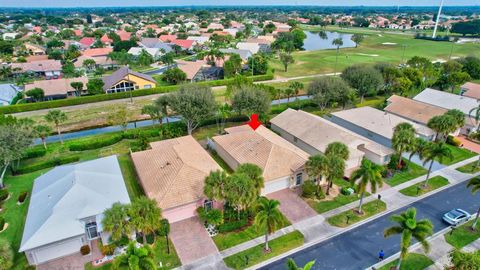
(332, 37, 344, 75)
(112, 242, 156, 270)
(318, 30, 327, 40)
(0, 66, 12, 81)
(236, 163, 265, 194)
(286, 258, 315, 270)
(142, 104, 163, 126)
(392, 123, 416, 168)
(445, 109, 465, 131)
(224, 173, 258, 216)
(129, 196, 162, 244)
(469, 105, 480, 132)
(283, 88, 295, 103)
(350, 159, 383, 214)
(409, 138, 429, 162)
(325, 142, 349, 161)
(204, 170, 228, 203)
(467, 177, 480, 230)
(34, 125, 52, 150)
(44, 109, 67, 144)
(255, 197, 284, 251)
(384, 208, 434, 270)
(102, 202, 133, 242)
(289, 81, 304, 100)
(216, 103, 231, 134)
(422, 142, 453, 187)
(324, 142, 349, 195)
(155, 95, 170, 123)
(427, 115, 457, 142)
(306, 154, 329, 193)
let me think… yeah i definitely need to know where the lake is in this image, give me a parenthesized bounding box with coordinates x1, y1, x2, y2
(302, 31, 356, 51)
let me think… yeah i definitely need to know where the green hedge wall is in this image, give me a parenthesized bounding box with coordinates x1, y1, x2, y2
(0, 73, 274, 114)
(68, 133, 124, 151)
(16, 155, 81, 174)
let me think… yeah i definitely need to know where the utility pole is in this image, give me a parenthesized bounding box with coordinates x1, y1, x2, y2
(432, 0, 444, 39)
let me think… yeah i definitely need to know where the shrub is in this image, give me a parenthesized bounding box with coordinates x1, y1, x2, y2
(316, 186, 326, 199)
(101, 244, 115, 256)
(340, 187, 353, 196)
(387, 154, 406, 170)
(24, 266, 36, 270)
(446, 135, 462, 147)
(80, 245, 91, 255)
(217, 218, 248, 233)
(22, 147, 47, 159)
(68, 134, 123, 151)
(301, 180, 317, 198)
(18, 192, 28, 203)
(0, 216, 5, 230)
(0, 189, 9, 202)
(197, 207, 223, 226)
(16, 155, 80, 174)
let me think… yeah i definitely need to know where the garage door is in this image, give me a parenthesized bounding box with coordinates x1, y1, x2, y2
(263, 178, 290, 195)
(163, 202, 199, 223)
(34, 237, 83, 264)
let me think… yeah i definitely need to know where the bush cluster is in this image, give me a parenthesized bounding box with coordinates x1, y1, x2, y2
(23, 147, 47, 159)
(68, 134, 124, 151)
(80, 245, 91, 255)
(301, 180, 325, 199)
(197, 207, 224, 226)
(17, 155, 80, 174)
(217, 218, 248, 233)
(101, 244, 115, 256)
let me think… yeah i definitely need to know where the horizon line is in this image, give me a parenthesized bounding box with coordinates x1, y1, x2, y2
(1, 4, 478, 8)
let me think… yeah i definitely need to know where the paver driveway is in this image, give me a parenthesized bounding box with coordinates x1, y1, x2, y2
(456, 136, 480, 153)
(170, 216, 219, 265)
(37, 240, 102, 270)
(267, 188, 317, 223)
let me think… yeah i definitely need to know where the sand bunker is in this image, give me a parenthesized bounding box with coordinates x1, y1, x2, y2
(356, 53, 379, 57)
(382, 42, 397, 45)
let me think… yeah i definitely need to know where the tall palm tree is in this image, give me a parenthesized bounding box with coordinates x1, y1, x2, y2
(102, 203, 133, 242)
(155, 95, 170, 124)
(129, 196, 162, 244)
(469, 106, 480, 132)
(204, 170, 228, 202)
(392, 123, 416, 168)
(283, 88, 295, 104)
(236, 163, 265, 194)
(34, 125, 52, 150)
(325, 142, 349, 161)
(289, 81, 304, 100)
(306, 154, 329, 193)
(44, 109, 67, 144)
(224, 173, 258, 216)
(467, 177, 480, 230)
(409, 137, 429, 162)
(255, 197, 284, 251)
(350, 159, 383, 214)
(332, 37, 344, 75)
(112, 242, 156, 270)
(384, 208, 434, 270)
(325, 155, 346, 195)
(286, 258, 315, 270)
(422, 142, 453, 187)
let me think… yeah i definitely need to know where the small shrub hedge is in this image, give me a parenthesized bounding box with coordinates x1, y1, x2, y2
(197, 207, 224, 226)
(0, 216, 5, 230)
(68, 134, 124, 151)
(101, 244, 115, 256)
(17, 155, 80, 174)
(217, 218, 248, 233)
(0, 189, 9, 202)
(18, 191, 28, 203)
(302, 180, 317, 198)
(23, 147, 47, 159)
(80, 245, 91, 255)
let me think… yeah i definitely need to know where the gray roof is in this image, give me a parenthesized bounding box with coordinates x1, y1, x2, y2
(219, 48, 252, 61)
(0, 84, 21, 105)
(413, 88, 480, 115)
(139, 38, 173, 52)
(102, 67, 156, 90)
(20, 156, 131, 252)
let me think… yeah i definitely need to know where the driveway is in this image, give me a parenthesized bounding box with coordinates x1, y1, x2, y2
(456, 136, 480, 153)
(37, 240, 102, 270)
(267, 189, 317, 223)
(170, 216, 219, 265)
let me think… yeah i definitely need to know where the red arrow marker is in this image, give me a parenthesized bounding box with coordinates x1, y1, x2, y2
(248, 114, 262, 131)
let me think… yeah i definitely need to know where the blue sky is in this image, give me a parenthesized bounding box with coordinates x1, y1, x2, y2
(0, 0, 477, 8)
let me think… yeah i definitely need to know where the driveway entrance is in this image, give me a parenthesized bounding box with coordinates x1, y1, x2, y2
(267, 188, 317, 223)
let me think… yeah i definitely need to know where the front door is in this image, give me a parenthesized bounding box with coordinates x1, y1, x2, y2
(295, 173, 303, 185)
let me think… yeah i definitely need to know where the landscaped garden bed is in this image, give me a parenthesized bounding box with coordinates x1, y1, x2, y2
(444, 220, 480, 249)
(456, 161, 480, 174)
(378, 253, 433, 270)
(398, 176, 449, 197)
(383, 159, 427, 187)
(327, 199, 387, 227)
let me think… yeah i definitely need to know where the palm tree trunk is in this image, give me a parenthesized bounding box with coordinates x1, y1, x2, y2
(358, 192, 365, 214)
(472, 207, 480, 230)
(396, 256, 403, 270)
(42, 138, 47, 150)
(0, 163, 8, 189)
(143, 233, 147, 245)
(264, 229, 269, 251)
(57, 125, 63, 144)
(326, 179, 332, 195)
(423, 160, 434, 188)
(397, 152, 403, 168)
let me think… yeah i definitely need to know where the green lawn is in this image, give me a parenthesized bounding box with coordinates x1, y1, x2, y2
(444, 220, 480, 249)
(437, 145, 477, 166)
(223, 230, 304, 270)
(384, 159, 427, 187)
(456, 161, 480, 174)
(327, 199, 387, 228)
(399, 176, 449, 197)
(305, 178, 367, 214)
(212, 214, 290, 251)
(378, 253, 434, 270)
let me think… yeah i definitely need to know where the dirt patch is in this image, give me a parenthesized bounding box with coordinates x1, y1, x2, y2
(0, 223, 8, 233)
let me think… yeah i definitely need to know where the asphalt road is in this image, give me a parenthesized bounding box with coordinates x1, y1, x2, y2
(260, 181, 480, 270)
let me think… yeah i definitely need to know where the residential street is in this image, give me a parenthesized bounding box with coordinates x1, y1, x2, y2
(259, 180, 480, 270)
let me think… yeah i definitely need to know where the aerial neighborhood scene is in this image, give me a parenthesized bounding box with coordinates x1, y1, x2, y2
(2, 0, 480, 269)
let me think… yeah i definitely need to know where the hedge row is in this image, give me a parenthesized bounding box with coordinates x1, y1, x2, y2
(23, 147, 47, 159)
(16, 155, 80, 174)
(0, 73, 274, 114)
(68, 133, 124, 151)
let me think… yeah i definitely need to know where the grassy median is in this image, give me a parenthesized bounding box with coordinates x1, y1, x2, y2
(399, 176, 449, 197)
(456, 161, 480, 174)
(378, 253, 433, 270)
(327, 199, 387, 228)
(444, 220, 480, 249)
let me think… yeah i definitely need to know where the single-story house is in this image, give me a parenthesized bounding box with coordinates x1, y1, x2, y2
(270, 109, 393, 175)
(24, 43, 46, 55)
(187, 36, 209, 45)
(219, 48, 252, 61)
(461, 82, 480, 100)
(128, 47, 163, 59)
(73, 55, 118, 70)
(159, 34, 177, 43)
(0, 83, 22, 106)
(207, 22, 224, 30)
(236, 42, 260, 54)
(328, 106, 436, 148)
(19, 156, 131, 266)
(175, 60, 207, 82)
(78, 37, 96, 49)
(100, 34, 113, 45)
(11, 59, 62, 79)
(139, 38, 173, 53)
(24, 77, 89, 100)
(131, 136, 222, 223)
(2, 32, 19, 40)
(102, 67, 157, 93)
(172, 39, 195, 51)
(212, 125, 310, 195)
(82, 48, 113, 57)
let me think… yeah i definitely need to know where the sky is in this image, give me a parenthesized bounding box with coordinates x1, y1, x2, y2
(0, 0, 478, 8)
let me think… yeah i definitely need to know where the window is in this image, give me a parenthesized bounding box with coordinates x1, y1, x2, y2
(295, 173, 303, 185)
(86, 222, 99, 240)
(204, 200, 213, 210)
(144, 84, 152, 89)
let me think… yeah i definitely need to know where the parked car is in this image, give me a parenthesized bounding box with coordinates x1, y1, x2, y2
(443, 209, 471, 225)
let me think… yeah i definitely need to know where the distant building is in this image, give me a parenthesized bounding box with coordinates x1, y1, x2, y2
(11, 59, 62, 80)
(24, 77, 89, 100)
(0, 84, 22, 106)
(101, 67, 157, 93)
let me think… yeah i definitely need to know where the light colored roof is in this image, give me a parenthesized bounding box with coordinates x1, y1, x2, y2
(73, 55, 117, 68)
(213, 125, 309, 181)
(20, 156, 130, 252)
(82, 48, 112, 57)
(414, 88, 479, 115)
(11, 59, 62, 72)
(128, 47, 160, 57)
(219, 48, 252, 61)
(236, 42, 260, 54)
(187, 36, 209, 44)
(331, 106, 435, 139)
(131, 136, 221, 210)
(0, 84, 21, 105)
(270, 109, 393, 156)
(461, 82, 480, 100)
(176, 60, 206, 80)
(25, 77, 88, 96)
(385, 95, 448, 125)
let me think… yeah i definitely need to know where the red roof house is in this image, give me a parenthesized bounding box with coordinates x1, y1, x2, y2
(79, 37, 95, 47)
(100, 34, 113, 44)
(116, 30, 132, 41)
(159, 35, 177, 43)
(173, 39, 195, 50)
(74, 29, 83, 37)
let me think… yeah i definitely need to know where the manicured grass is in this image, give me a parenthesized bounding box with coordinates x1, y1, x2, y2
(384, 160, 427, 187)
(444, 220, 480, 249)
(223, 230, 304, 270)
(305, 178, 366, 214)
(327, 199, 387, 228)
(355, 96, 386, 109)
(378, 253, 434, 270)
(212, 214, 290, 251)
(191, 122, 243, 141)
(209, 150, 234, 173)
(118, 154, 144, 199)
(437, 145, 477, 166)
(398, 176, 449, 197)
(456, 161, 480, 174)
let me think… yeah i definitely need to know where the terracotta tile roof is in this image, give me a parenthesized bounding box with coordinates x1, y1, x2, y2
(173, 39, 195, 49)
(176, 60, 206, 80)
(82, 47, 113, 57)
(131, 136, 222, 210)
(213, 125, 309, 182)
(385, 95, 447, 125)
(73, 55, 117, 68)
(116, 30, 132, 41)
(159, 35, 177, 42)
(79, 37, 95, 47)
(462, 82, 480, 100)
(73, 29, 82, 37)
(11, 59, 62, 72)
(25, 55, 49, 62)
(24, 77, 88, 96)
(100, 34, 113, 43)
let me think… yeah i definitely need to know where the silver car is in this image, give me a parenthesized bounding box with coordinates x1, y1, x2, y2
(443, 209, 471, 225)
